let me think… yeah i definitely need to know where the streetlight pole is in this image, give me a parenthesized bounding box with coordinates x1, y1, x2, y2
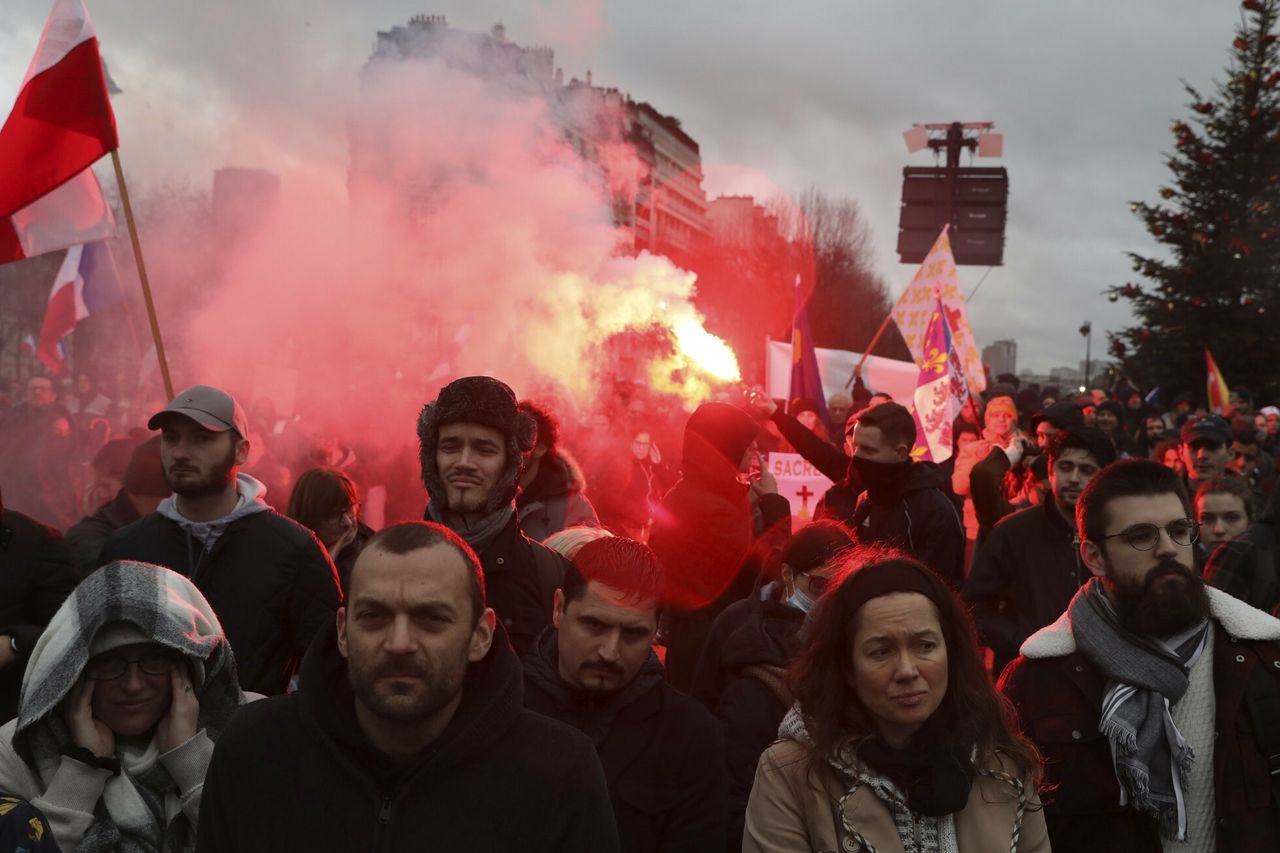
(1079, 321, 1093, 389)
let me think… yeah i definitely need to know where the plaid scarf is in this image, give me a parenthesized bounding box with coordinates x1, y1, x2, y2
(14, 561, 243, 853)
(1068, 578, 1209, 841)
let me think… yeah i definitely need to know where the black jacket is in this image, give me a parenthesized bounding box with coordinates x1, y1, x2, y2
(476, 514, 568, 657)
(0, 509, 79, 723)
(197, 622, 620, 853)
(64, 489, 142, 577)
(522, 628, 725, 853)
(98, 509, 341, 695)
(691, 584, 804, 853)
(962, 500, 1086, 673)
(849, 461, 966, 586)
(651, 404, 791, 691)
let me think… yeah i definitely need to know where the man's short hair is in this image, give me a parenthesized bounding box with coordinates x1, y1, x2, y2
(1231, 417, 1262, 446)
(1077, 459, 1191, 544)
(854, 402, 917, 449)
(1195, 475, 1255, 522)
(561, 537, 664, 614)
(517, 400, 560, 452)
(1047, 427, 1117, 469)
(361, 522, 485, 624)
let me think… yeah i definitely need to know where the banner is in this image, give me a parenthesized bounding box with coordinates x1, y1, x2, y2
(889, 226, 986, 393)
(765, 452, 834, 528)
(765, 340, 918, 406)
(1205, 347, 1230, 414)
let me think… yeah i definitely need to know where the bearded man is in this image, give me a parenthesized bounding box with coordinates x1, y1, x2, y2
(1000, 459, 1280, 853)
(100, 385, 341, 695)
(197, 522, 619, 853)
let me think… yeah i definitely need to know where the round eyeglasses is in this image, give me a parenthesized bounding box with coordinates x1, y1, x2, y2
(1100, 519, 1200, 551)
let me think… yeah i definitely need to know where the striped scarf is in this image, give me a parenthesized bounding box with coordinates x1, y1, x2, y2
(1068, 578, 1209, 841)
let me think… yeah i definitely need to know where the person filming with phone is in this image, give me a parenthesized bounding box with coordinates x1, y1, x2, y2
(0, 560, 251, 852)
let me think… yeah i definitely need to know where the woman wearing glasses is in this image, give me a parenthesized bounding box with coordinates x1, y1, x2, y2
(0, 560, 250, 852)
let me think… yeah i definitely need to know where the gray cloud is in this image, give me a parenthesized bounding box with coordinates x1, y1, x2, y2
(0, 0, 1246, 373)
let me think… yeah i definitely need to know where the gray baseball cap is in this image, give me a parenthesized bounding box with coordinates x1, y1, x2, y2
(148, 385, 249, 436)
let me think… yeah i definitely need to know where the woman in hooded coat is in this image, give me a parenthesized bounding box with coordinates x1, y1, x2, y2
(0, 560, 249, 852)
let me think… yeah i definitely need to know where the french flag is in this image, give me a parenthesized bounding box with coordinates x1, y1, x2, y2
(0, 0, 118, 263)
(36, 240, 121, 373)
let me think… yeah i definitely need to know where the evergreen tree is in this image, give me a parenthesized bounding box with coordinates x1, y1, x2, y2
(1109, 0, 1280, 404)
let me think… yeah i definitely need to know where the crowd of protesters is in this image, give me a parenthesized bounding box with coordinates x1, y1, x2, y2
(0, 365, 1278, 852)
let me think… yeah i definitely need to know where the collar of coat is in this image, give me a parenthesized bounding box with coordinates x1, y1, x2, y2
(1020, 586, 1280, 659)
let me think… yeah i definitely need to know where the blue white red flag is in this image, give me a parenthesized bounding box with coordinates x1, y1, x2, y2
(36, 240, 121, 372)
(911, 298, 969, 462)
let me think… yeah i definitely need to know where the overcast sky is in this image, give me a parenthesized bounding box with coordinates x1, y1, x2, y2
(0, 0, 1246, 373)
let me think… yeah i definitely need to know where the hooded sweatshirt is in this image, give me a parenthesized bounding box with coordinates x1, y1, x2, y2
(197, 621, 620, 853)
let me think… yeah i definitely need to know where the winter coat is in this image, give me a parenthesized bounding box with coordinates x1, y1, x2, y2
(196, 621, 620, 853)
(998, 588, 1280, 853)
(516, 451, 600, 543)
(523, 628, 726, 853)
(651, 403, 791, 691)
(962, 499, 1087, 674)
(476, 513, 568, 657)
(0, 510, 78, 724)
(64, 488, 142, 577)
(691, 583, 804, 852)
(849, 462, 966, 587)
(97, 508, 341, 695)
(743, 739, 1049, 853)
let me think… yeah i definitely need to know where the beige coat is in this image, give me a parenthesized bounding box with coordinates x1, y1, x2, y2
(743, 739, 1050, 853)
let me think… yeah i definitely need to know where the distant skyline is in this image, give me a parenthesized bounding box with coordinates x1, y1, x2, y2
(0, 0, 1248, 372)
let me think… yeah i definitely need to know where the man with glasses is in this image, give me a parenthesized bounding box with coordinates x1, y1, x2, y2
(1001, 459, 1280, 852)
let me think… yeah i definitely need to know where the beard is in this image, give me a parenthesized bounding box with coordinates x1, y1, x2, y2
(347, 646, 469, 724)
(1106, 556, 1210, 637)
(165, 444, 237, 499)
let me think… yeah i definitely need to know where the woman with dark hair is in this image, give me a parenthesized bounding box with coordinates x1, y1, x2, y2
(743, 553, 1048, 852)
(286, 466, 371, 594)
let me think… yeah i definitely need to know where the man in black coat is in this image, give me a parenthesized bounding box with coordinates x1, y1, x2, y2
(99, 386, 341, 695)
(199, 522, 618, 852)
(418, 377, 569, 655)
(649, 402, 791, 690)
(523, 536, 724, 853)
(0, 489, 79, 723)
(963, 427, 1115, 674)
(846, 402, 965, 585)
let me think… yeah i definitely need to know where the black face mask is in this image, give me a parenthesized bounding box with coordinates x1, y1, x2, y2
(852, 455, 912, 493)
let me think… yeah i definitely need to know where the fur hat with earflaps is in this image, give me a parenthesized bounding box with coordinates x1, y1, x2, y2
(417, 376, 537, 515)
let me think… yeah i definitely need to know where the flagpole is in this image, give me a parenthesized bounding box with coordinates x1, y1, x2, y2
(845, 313, 894, 388)
(110, 150, 174, 399)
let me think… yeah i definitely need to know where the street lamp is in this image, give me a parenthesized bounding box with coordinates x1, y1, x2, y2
(1079, 322, 1092, 389)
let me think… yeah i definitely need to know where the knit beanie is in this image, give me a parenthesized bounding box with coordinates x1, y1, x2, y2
(985, 396, 1017, 421)
(416, 377, 537, 514)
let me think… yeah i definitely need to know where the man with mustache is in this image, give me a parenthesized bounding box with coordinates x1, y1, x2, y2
(99, 385, 341, 695)
(198, 522, 619, 852)
(1000, 459, 1280, 853)
(964, 427, 1115, 674)
(522, 536, 726, 853)
(417, 376, 569, 655)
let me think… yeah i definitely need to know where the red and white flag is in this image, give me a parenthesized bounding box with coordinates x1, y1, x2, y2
(0, 0, 118, 263)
